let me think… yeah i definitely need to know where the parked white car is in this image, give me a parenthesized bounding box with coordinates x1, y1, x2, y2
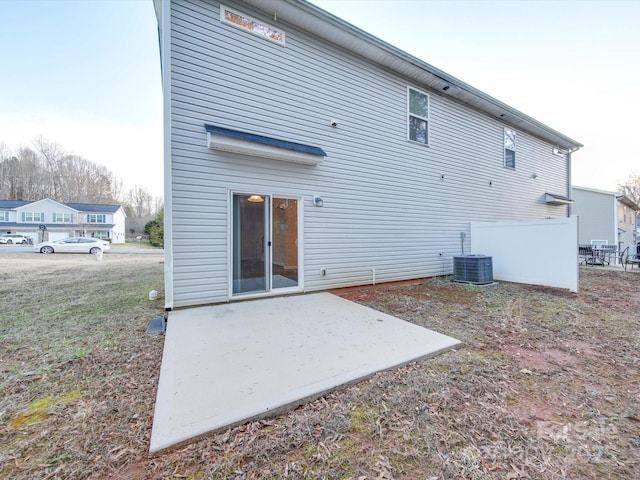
(35, 237, 111, 254)
(0, 234, 28, 244)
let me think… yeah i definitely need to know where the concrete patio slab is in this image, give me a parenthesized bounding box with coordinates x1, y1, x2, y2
(150, 292, 460, 453)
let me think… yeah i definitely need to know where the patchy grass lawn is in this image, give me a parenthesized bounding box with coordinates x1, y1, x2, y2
(109, 241, 161, 250)
(1, 256, 639, 479)
(0, 253, 165, 480)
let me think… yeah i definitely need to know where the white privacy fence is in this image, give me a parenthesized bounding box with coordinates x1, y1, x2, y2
(470, 216, 578, 292)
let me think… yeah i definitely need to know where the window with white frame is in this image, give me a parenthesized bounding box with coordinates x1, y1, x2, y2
(408, 87, 429, 145)
(0, 211, 8, 222)
(221, 4, 285, 45)
(504, 127, 516, 168)
(53, 213, 73, 223)
(86, 214, 106, 223)
(22, 212, 44, 222)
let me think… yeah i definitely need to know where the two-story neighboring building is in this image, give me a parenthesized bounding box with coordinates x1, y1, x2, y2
(155, 0, 582, 310)
(571, 186, 639, 256)
(0, 198, 127, 244)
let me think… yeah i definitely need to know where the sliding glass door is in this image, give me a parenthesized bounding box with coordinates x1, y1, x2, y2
(232, 193, 299, 296)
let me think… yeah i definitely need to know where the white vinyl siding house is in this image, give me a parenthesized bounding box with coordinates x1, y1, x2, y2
(156, 0, 582, 309)
(0, 198, 127, 244)
(572, 186, 639, 254)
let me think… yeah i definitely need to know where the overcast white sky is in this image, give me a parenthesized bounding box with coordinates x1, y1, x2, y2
(1, 0, 639, 199)
(0, 0, 163, 196)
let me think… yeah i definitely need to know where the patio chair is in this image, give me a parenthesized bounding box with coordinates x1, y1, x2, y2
(578, 245, 594, 265)
(598, 245, 618, 265)
(603, 245, 622, 266)
(623, 248, 640, 271)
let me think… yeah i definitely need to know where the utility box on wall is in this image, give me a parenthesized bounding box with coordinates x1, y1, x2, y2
(453, 255, 493, 285)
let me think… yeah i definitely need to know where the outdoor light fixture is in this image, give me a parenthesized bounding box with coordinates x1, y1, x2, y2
(313, 196, 323, 207)
(247, 195, 264, 203)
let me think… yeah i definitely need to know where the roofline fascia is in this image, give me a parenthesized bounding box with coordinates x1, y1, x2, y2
(616, 194, 640, 211)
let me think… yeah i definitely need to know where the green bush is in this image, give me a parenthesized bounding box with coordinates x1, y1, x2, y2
(144, 209, 164, 247)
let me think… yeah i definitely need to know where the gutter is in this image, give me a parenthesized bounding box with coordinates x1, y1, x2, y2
(241, 0, 583, 151)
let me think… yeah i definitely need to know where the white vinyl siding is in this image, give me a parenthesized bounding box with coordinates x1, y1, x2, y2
(165, 0, 572, 308)
(572, 187, 622, 248)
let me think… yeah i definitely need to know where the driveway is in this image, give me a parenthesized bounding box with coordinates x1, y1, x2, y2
(0, 245, 163, 255)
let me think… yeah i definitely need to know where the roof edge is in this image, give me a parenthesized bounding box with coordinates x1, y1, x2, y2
(241, 0, 583, 151)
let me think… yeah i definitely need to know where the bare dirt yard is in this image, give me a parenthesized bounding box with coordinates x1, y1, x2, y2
(1, 253, 639, 479)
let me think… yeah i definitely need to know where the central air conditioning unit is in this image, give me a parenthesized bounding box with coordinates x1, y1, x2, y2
(453, 255, 493, 285)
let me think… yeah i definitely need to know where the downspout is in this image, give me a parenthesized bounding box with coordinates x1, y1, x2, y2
(160, 0, 174, 311)
(566, 151, 572, 218)
(565, 144, 582, 218)
(614, 194, 621, 251)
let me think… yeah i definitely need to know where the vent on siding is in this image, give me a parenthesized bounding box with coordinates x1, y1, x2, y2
(453, 255, 493, 285)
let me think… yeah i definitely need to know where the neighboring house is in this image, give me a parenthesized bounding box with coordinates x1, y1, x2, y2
(571, 186, 639, 255)
(155, 0, 582, 310)
(0, 198, 127, 244)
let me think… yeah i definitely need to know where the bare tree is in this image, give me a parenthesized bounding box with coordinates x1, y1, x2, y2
(17, 147, 49, 199)
(57, 155, 120, 203)
(126, 184, 155, 217)
(33, 136, 65, 199)
(0, 146, 44, 200)
(123, 185, 163, 235)
(1, 137, 163, 237)
(111, 176, 126, 205)
(618, 172, 640, 207)
(0, 142, 10, 160)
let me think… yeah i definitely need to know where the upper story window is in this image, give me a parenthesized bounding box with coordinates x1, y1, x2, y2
(0, 211, 8, 222)
(408, 87, 429, 145)
(53, 213, 73, 223)
(221, 4, 285, 46)
(504, 127, 516, 168)
(22, 211, 44, 222)
(86, 214, 106, 223)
